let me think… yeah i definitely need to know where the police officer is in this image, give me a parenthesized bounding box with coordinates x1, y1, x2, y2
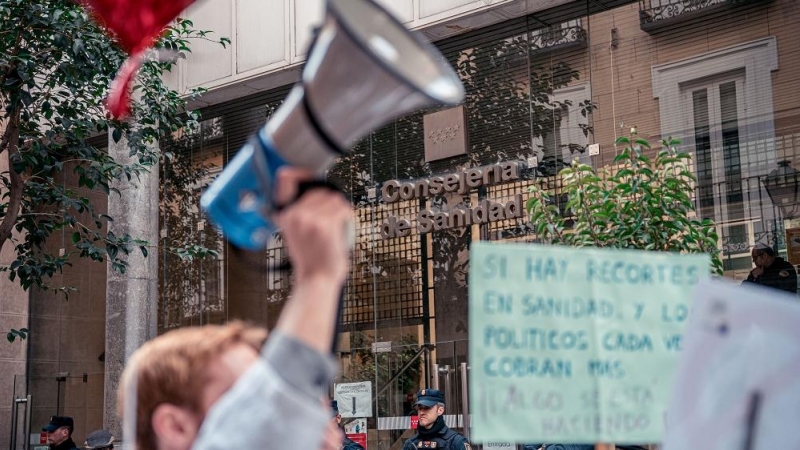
(744, 243, 797, 294)
(403, 389, 470, 450)
(42, 416, 79, 450)
(332, 401, 365, 450)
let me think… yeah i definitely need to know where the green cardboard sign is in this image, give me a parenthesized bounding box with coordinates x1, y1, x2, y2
(469, 242, 709, 444)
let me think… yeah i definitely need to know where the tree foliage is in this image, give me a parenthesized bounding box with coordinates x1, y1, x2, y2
(526, 133, 724, 275)
(456, 35, 595, 174)
(0, 0, 228, 340)
(158, 126, 225, 331)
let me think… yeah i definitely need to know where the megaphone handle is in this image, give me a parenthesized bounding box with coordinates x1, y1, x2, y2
(229, 180, 348, 354)
(331, 286, 345, 354)
(273, 179, 345, 212)
(275, 179, 348, 354)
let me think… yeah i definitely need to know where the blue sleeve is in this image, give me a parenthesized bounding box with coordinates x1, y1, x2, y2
(450, 434, 470, 450)
(344, 441, 365, 450)
(780, 266, 798, 293)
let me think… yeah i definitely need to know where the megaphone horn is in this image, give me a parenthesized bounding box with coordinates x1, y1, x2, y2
(201, 0, 465, 250)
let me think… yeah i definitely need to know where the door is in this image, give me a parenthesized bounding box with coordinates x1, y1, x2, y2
(681, 74, 748, 232)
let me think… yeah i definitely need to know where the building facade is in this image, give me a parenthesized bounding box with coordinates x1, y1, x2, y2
(6, 0, 800, 448)
(160, 0, 800, 448)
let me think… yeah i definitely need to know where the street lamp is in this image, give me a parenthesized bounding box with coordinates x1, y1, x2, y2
(762, 160, 800, 219)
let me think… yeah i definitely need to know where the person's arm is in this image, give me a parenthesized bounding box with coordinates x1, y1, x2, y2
(451, 433, 470, 450)
(743, 269, 757, 283)
(271, 168, 351, 354)
(778, 264, 798, 294)
(193, 168, 351, 450)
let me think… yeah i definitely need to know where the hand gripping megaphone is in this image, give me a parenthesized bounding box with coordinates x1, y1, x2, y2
(200, 0, 465, 250)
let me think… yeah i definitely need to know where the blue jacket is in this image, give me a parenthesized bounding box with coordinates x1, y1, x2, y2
(343, 437, 364, 450)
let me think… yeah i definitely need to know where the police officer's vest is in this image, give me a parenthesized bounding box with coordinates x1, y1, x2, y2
(405, 427, 470, 450)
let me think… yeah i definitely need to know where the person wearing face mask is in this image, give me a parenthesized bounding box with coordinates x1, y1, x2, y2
(403, 389, 470, 450)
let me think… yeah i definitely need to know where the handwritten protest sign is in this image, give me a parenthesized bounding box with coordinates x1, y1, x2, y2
(469, 242, 709, 444)
(663, 279, 800, 450)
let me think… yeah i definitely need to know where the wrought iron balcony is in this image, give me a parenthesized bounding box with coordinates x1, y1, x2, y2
(639, 0, 772, 33)
(530, 21, 587, 53)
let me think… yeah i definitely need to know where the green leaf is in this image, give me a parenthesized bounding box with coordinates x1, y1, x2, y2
(72, 38, 84, 54)
(615, 136, 631, 145)
(71, 232, 80, 244)
(614, 169, 634, 179)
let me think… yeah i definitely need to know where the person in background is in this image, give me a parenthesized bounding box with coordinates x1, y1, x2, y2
(42, 416, 79, 450)
(403, 389, 470, 450)
(84, 430, 114, 450)
(332, 400, 365, 450)
(744, 242, 797, 294)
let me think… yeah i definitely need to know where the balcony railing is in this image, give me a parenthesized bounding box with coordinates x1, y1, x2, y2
(639, 0, 771, 33)
(530, 22, 587, 53)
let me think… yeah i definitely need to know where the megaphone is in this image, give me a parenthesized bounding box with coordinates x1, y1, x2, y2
(200, 0, 465, 250)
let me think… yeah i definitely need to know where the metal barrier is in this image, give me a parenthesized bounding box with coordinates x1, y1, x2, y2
(9, 395, 31, 450)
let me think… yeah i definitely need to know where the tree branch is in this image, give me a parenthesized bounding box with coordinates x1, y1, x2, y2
(0, 109, 24, 252)
(0, 115, 10, 156)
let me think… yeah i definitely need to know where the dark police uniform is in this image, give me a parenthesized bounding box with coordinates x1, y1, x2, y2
(42, 416, 80, 450)
(343, 437, 365, 450)
(744, 255, 797, 294)
(403, 389, 470, 450)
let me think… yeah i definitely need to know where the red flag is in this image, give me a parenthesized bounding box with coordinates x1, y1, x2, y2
(80, 0, 196, 117)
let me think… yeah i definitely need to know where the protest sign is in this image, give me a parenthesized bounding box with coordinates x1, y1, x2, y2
(663, 279, 800, 450)
(335, 381, 373, 418)
(483, 442, 515, 450)
(469, 242, 709, 443)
